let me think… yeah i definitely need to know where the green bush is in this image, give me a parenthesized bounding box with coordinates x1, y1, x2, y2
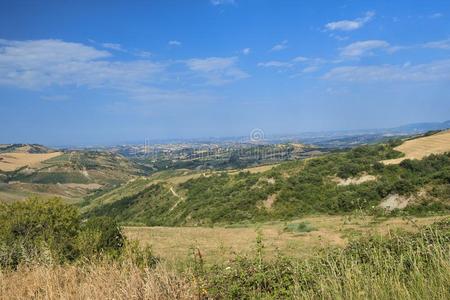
(283, 221, 316, 233)
(78, 216, 125, 258)
(0, 197, 126, 269)
(0, 197, 80, 268)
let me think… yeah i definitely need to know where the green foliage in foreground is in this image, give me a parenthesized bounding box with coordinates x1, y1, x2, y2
(193, 219, 450, 299)
(86, 141, 450, 225)
(0, 197, 125, 269)
(1, 199, 449, 299)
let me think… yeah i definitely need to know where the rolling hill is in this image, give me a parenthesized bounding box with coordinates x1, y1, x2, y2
(84, 131, 450, 225)
(382, 130, 450, 164)
(0, 147, 144, 202)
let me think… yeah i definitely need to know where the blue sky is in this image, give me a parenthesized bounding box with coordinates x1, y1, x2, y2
(1, 0, 450, 145)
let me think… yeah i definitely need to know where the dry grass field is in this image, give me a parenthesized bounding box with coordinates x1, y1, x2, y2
(228, 163, 278, 175)
(383, 130, 450, 164)
(0, 152, 62, 171)
(125, 215, 444, 264)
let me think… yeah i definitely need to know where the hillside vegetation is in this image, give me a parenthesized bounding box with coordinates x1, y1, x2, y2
(85, 136, 450, 225)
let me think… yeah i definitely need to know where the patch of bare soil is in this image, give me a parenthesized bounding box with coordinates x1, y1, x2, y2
(332, 174, 377, 186)
(263, 194, 277, 209)
(379, 194, 413, 210)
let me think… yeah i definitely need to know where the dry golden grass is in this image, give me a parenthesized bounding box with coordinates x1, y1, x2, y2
(0, 152, 62, 171)
(227, 163, 278, 175)
(383, 130, 450, 164)
(124, 215, 443, 264)
(0, 263, 195, 300)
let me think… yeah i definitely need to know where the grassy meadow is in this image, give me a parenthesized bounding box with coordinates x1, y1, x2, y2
(124, 215, 444, 264)
(1, 214, 449, 299)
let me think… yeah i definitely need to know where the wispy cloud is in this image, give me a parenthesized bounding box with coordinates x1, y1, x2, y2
(270, 40, 288, 52)
(0, 39, 163, 90)
(340, 40, 391, 57)
(168, 40, 181, 47)
(185, 56, 249, 85)
(101, 42, 125, 52)
(323, 59, 450, 82)
(242, 48, 251, 55)
(325, 11, 375, 31)
(429, 13, 443, 19)
(302, 66, 319, 73)
(134, 50, 152, 58)
(210, 0, 235, 5)
(423, 38, 450, 50)
(257, 61, 293, 68)
(0, 38, 225, 104)
(292, 56, 308, 62)
(40, 94, 69, 101)
(258, 56, 325, 74)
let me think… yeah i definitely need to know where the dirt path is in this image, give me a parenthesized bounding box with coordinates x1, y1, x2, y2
(169, 186, 184, 212)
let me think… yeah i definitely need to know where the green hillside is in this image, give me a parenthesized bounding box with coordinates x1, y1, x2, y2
(85, 140, 450, 225)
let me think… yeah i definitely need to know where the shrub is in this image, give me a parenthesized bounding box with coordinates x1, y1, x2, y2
(78, 216, 125, 258)
(0, 197, 80, 268)
(337, 163, 362, 179)
(283, 221, 316, 233)
(0, 197, 127, 269)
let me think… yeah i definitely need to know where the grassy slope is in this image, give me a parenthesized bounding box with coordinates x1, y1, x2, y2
(0, 150, 144, 202)
(85, 134, 450, 225)
(383, 129, 450, 164)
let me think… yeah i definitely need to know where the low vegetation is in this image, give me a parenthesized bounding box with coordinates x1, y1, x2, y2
(0, 197, 147, 269)
(1, 198, 448, 299)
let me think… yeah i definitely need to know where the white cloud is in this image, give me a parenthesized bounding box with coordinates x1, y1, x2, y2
(0, 39, 163, 90)
(0, 38, 252, 105)
(292, 56, 308, 62)
(270, 40, 288, 52)
(41, 94, 69, 101)
(423, 39, 450, 50)
(210, 0, 235, 5)
(0, 38, 213, 104)
(242, 48, 251, 55)
(257, 61, 293, 68)
(302, 66, 319, 73)
(429, 13, 443, 19)
(134, 50, 152, 58)
(101, 43, 125, 52)
(185, 56, 249, 85)
(340, 40, 390, 57)
(325, 11, 375, 31)
(168, 40, 181, 47)
(323, 59, 450, 82)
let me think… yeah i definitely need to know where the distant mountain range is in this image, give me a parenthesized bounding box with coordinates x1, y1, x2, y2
(388, 120, 450, 134)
